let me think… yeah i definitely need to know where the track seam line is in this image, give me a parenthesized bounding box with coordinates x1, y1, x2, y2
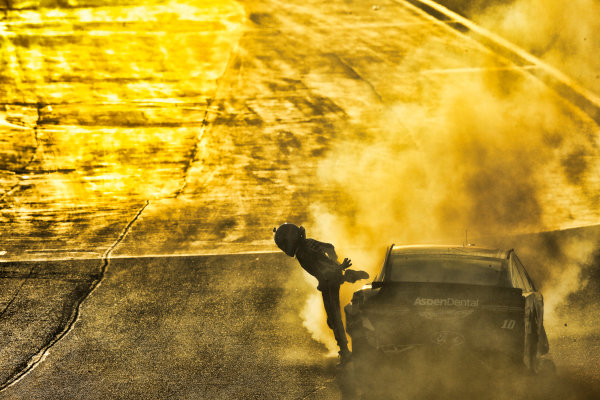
(0, 200, 150, 392)
(0, 249, 282, 264)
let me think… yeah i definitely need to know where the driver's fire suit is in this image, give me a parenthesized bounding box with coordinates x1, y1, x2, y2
(295, 238, 367, 355)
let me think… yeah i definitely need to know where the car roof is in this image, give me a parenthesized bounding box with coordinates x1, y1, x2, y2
(389, 245, 511, 260)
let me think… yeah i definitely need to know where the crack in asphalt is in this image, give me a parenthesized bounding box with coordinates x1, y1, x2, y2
(0, 264, 37, 320)
(0, 200, 150, 392)
(170, 23, 245, 199)
(101, 200, 150, 262)
(172, 99, 213, 198)
(0, 103, 43, 204)
(0, 33, 238, 386)
(326, 53, 384, 103)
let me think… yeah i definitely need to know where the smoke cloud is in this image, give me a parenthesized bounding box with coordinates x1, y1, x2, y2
(541, 237, 595, 329)
(300, 290, 337, 356)
(474, 0, 600, 97)
(506, 227, 600, 332)
(302, 15, 600, 351)
(310, 64, 599, 256)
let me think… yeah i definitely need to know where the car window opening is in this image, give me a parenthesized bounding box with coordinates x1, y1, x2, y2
(389, 255, 507, 286)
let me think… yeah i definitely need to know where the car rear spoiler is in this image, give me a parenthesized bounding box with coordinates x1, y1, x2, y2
(371, 244, 394, 287)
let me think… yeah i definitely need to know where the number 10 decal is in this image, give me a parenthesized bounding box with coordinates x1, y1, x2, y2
(501, 319, 516, 329)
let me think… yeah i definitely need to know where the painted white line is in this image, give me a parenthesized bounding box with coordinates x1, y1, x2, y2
(110, 249, 281, 259)
(0, 250, 282, 264)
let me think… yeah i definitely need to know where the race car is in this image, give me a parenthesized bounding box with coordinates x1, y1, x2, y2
(344, 245, 549, 372)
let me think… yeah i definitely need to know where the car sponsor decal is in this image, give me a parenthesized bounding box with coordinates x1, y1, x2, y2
(414, 297, 479, 307)
(431, 331, 465, 346)
(418, 308, 475, 320)
(367, 306, 411, 315)
(479, 304, 524, 313)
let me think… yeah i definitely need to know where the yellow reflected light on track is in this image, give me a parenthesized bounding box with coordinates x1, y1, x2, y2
(0, 0, 244, 258)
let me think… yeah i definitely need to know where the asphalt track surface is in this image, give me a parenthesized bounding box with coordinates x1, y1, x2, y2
(1, 253, 338, 399)
(0, 252, 598, 399)
(0, 0, 599, 398)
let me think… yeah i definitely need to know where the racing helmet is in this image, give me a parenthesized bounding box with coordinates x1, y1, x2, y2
(273, 223, 305, 257)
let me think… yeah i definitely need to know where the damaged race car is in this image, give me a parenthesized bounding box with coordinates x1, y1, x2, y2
(345, 245, 549, 372)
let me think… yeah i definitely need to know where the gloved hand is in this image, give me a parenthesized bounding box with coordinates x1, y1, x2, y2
(340, 258, 352, 270)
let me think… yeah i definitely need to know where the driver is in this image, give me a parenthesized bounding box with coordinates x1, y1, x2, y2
(273, 223, 369, 364)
